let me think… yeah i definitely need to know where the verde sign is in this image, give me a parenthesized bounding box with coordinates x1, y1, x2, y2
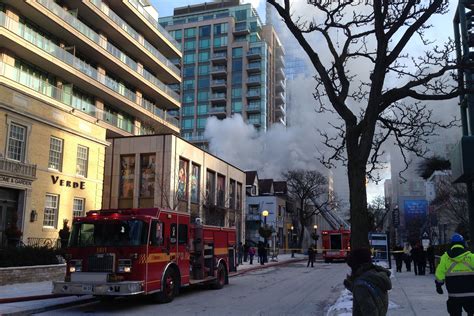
(51, 175, 85, 190)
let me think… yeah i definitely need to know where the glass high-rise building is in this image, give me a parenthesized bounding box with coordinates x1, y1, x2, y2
(159, 0, 286, 148)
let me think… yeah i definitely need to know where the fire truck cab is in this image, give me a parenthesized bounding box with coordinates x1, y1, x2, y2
(321, 229, 351, 263)
(53, 208, 236, 303)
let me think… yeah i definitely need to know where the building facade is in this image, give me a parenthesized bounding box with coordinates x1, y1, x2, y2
(159, 0, 286, 148)
(103, 134, 246, 242)
(0, 0, 181, 246)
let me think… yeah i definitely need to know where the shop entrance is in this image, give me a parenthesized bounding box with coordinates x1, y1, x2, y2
(0, 188, 19, 246)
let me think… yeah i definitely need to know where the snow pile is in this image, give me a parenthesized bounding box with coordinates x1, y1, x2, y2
(326, 289, 352, 316)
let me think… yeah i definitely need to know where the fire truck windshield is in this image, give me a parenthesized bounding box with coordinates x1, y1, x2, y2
(69, 220, 148, 247)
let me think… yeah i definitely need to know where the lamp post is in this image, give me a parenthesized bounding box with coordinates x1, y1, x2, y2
(313, 224, 318, 254)
(290, 225, 295, 258)
(262, 210, 269, 263)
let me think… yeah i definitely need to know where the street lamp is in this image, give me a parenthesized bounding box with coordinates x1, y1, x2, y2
(313, 224, 318, 254)
(262, 210, 269, 225)
(262, 210, 269, 263)
(290, 225, 295, 258)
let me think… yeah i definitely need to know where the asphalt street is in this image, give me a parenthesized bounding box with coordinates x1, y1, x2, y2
(35, 261, 348, 316)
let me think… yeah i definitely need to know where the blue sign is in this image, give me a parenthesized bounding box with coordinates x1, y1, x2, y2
(404, 200, 428, 220)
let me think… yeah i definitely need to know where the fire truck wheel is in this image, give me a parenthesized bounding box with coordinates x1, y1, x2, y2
(154, 269, 178, 303)
(211, 264, 226, 290)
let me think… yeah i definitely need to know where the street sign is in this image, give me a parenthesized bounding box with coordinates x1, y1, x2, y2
(369, 232, 389, 261)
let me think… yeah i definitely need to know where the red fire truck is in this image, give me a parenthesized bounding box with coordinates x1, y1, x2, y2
(321, 229, 351, 263)
(53, 208, 236, 303)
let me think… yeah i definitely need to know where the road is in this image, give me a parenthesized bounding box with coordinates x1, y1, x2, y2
(36, 261, 348, 316)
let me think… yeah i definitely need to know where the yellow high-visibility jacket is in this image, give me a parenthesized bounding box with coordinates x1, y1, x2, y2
(435, 244, 474, 298)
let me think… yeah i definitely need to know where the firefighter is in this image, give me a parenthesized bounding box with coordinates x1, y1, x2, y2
(435, 233, 474, 316)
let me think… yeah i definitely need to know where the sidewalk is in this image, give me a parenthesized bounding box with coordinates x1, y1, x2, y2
(0, 253, 305, 316)
(327, 261, 446, 316)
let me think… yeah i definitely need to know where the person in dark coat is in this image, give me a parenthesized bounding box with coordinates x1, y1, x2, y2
(426, 245, 435, 274)
(307, 244, 316, 267)
(243, 243, 250, 262)
(393, 245, 404, 273)
(237, 242, 243, 265)
(248, 246, 255, 265)
(258, 242, 265, 265)
(417, 244, 427, 275)
(411, 243, 420, 275)
(344, 248, 392, 316)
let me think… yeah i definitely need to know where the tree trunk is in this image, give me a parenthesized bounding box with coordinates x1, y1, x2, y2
(347, 147, 370, 250)
(298, 201, 305, 249)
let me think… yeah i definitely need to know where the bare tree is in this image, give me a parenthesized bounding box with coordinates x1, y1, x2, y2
(367, 195, 389, 231)
(284, 169, 332, 248)
(268, 0, 458, 248)
(431, 176, 470, 239)
(417, 155, 451, 180)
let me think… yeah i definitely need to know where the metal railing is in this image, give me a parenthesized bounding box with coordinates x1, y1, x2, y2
(27, 237, 62, 249)
(36, 0, 179, 103)
(212, 52, 227, 59)
(247, 76, 261, 84)
(0, 157, 37, 178)
(127, 0, 181, 50)
(89, 0, 180, 77)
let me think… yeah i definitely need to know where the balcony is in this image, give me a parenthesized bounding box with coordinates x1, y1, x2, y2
(211, 79, 227, 90)
(107, 0, 181, 58)
(211, 66, 227, 77)
(248, 117, 261, 126)
(0, 61, 179, 134)
(185, 133, 207, 143)
(31, 0, 180, 106)
(276, 67, 286, 80)
(247, 90, 261, 100)
(247, 76, 261, 87)
(247, 62, 261, 73)
(247, 48, 262, 60)
(210, 93, 227, 104)
(276, 80, 285, 93)
(0, 157, 37, 180)
(0, 12, 179, 131)
(208, 106, 227, 118)
(275, 92, 285, 105)
(275, 104, 286, 117)
(246, 102, 261, 113)
(211, 52, 227, 64)
(276, 54, 285, 67)
(233, 22, 250, 35)
(78, 0, 181, 82)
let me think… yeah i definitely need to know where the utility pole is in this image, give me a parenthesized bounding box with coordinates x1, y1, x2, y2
(453, 0, 474, 250)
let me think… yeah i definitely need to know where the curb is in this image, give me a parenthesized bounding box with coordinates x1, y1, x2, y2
(230, 257, 306, 277)
(3, 297, 96, 316)
(0, 294, 69, 304)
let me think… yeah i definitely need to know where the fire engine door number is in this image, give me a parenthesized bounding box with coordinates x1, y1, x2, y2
(82, 285, 93, 293)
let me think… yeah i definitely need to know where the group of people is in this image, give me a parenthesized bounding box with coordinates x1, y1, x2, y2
(345, 233, 473, 316)
(392, 242, 436, 275)
(237, 242, 267, 266)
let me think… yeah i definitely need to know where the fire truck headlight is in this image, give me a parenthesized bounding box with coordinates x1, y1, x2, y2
(69, 259, 82, 273)
(118, 259, 132, 273)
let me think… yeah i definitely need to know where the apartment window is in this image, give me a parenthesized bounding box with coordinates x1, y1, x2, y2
(217, 174, 225, 207)
(213, 36, 228, 47)
(199, 38, 210, 49)
(199, 51, 210, 62)
(172, 29, 182, 41)
(206, 170, 216, 204)
(197, 117, 207, 129)
(197, 91, 209, 102)
(76, 145, 89, 177)
(183, 79, 195, 90)
(232, 101, 242, 112)
(197, 103, 208, 115)
(184, 52, 196, 64)
(183, 65, 195, 78)
(235, 9, 247, 21)
(7, 123, 27, 162)
(199, 25, 211, 37)
(48, 137, 63, 171)
(198, 64, 210, 75)
(232, 87, 242, 98)
(43, 194, 59, 228)
(182, 118, 194, 129)
(73, 197, 85, 217)
(232, 47, 243, 57)
(183, 91, 195, 103)
(232, 59, 243, 71)
(185, 27, 196, 38)
(184, 39, 196, 51)
(182, 105, 195, 116)
(198, 77, 210, 89)
(214, 23, 228, 35)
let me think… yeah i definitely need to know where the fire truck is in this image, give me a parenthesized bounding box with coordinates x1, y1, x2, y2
(321, 229, 351, 263)
(53, 208, 237, 303)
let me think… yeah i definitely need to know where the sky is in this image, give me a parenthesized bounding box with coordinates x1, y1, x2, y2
(151, 0, 461, 205)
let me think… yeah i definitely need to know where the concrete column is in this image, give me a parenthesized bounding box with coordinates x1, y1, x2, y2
(134, 119, 141, 135)
(97, 66, 106, 85)
(5, 8, 20, 33)
(98, 33, 108, 50)
(137, 62, 144, 76)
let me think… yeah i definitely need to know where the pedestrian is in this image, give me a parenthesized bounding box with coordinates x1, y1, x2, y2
(417, 244, 426, 276)
(435, 233, 474, 316)
(258, 242, 265, 265)
(237, 242, 243, 265)
(411, 243, 420, 275)
(243, 243, 250, 262)
(393, 244, 404, 273)
(307, 244, 315, 267)
(248, 246, 255, 265)
(427, 245, 435, 274)
(343, 248, 392, 316)
(403, 242, 412, 272)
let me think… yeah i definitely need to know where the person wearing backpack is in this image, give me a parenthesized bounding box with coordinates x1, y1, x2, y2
(343, 248, 392, 316)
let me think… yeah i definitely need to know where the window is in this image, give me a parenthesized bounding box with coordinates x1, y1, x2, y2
(198, 77, 210, 89)
(213, 36, 228, 47)
(197, 91, 209, 102)
(197, 103, 208, 115)
(178, 224, 188, 244)
(183, 79, 195, 90)
(206, 170, 216, 204)
(229, 179, 236, 209)
(185, 27, 196, 38)
(199, 38, 210, 49)
(182, 105, 195, 116)
(214, 23, 228, 35)
(73, 197, 85, 217)
(177, 158, 189, 201)
(140, 154, 156, 198)
(197, 117, 207, 129)
(184, 39, 196, 51)
(172, 29, 182, 41)
(217, 174, 225, 207)
(198, 64, 210, 75)
(232, 101, 242, 112)
(232, 59, 243, 71)
(237, 182, 242, 210)
(182, 118, 194, 129)
(7, 123, 26, 162)
(43, 194, 59, 228)
(183, 65, 195, 78)
(184, 52, 196, 64)
(199, 25, 211, 37)
(150, 220, 164, 246)
(183, 91, 195, 103)
(76, 145, 89, 177)
(48, 137, 63, 171)
(199, 51, 210, 62)
(120, 155, 135, 198)
(191, 164, 200, 203)
(235, 9, 247, 21)
(232, 47, 243, 57)
(232, 87, 242, 98)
